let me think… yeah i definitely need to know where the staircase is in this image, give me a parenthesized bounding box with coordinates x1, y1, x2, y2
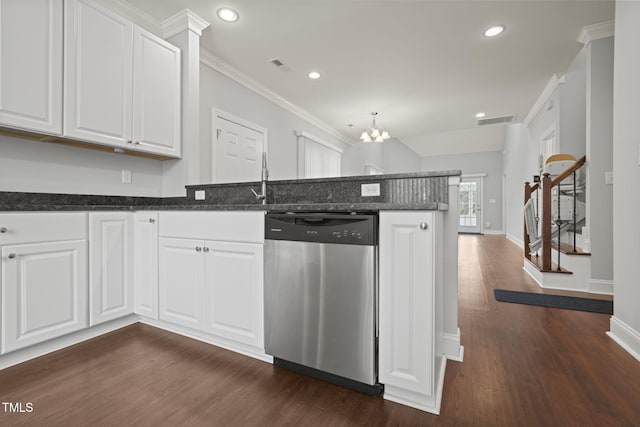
(522, 155, 597, 292)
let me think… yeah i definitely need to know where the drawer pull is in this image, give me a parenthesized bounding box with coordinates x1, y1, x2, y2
(195, 246, 202, 252)
(203, 247, 210, 253)
(419, 222, 428, 230)
(149, 218, 156, 223)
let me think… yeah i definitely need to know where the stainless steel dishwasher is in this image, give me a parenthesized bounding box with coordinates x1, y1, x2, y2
(264, 212, 382, 395)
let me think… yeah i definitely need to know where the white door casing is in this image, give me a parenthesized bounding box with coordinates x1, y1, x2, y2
(213, 110, 266, 183)
(458, 175, 484, 234)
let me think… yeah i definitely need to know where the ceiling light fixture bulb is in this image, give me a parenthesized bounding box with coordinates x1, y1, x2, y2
(360, 112, 391, 143)
(308, 71, 321, 79)
(476, 112, 486, 118)
(217, 8, 239, 23)
(484, 25, 505, 37)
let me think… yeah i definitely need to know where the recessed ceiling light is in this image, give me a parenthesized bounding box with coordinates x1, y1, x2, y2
(308, 71, 321, 79)
(217, 8, 239, 23)
(484, 25, 505, 37)
(475, 112, 486, 118)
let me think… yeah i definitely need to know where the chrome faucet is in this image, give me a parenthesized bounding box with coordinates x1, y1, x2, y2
(250, 152, 268, 205)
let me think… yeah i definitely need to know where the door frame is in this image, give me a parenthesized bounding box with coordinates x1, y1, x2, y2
(459, 173, 486, 234)
(211, 109, 269, 183)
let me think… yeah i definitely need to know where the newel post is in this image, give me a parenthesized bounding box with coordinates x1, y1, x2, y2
(541, 173, 552, 271)
(524, 182, 532, 260)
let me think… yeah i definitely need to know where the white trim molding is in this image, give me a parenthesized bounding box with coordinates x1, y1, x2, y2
(448, 176, 461, 186)
(506, 233, 524, 248)
(483, 230, 505, 235)
(443, 329, 464, 362)
(294, 130, 343, 154)
(524, 73, 566, 127)
(161, 9, 210, 39)
(577, 20, 615, 46)
(588, 279, 614, 295)
(608, 316, 640, 363)
(200, 49, 353, 146)
(100, 0, 162, 34)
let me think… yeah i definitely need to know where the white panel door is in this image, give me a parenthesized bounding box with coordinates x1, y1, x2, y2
(158, 237, 205, 330)
(204, 241, 263, 348)
(379, 211, 435, 395)
(133, 212, 158, 319)
(1, 240, 88, 354)
(89, 212, 133, 326)
(214, 116, 264, 183)
(132, 26, 181, 158)
(64, 0, 132, 147)
(458, 177, 482, 233)
(0, 0, 62, 134)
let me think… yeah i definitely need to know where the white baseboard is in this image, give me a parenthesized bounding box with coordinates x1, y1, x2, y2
(482, 230, 505, 235)
(506, 233, 524, 248)
(383, 355, 446, 415)
(607, 316, 640, 362)
(0, 316, 138, 370)
(443, 328, 464, 362)
(140, 318, 273, 364)
(588, 279, 614, 295)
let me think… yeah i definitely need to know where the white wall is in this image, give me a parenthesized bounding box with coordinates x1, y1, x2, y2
(586, 37, 614, 283)
(611, 0, 640, 360)
(0, 135, 163, 196)
(200, 64, 351, 182)
(559, 48, 587, 157)
(422, 151, 503, 233)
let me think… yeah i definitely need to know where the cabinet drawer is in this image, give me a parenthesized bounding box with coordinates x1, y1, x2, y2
(0, 212, 87, 245)
(159, 211, 264, 243)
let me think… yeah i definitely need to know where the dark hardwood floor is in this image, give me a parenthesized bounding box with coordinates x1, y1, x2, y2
(1, 235, 638, 426)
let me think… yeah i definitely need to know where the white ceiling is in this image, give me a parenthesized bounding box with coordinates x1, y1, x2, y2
(123, 0, 614, 156)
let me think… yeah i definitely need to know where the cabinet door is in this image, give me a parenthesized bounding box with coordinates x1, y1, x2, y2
(64, 0, 132, 147)
(0, 0, 62, 134)
(158, 238, 205, 330)
(133, 212, 158, 319)
(379, 211, 435, 395)
(1, 240, 88, 354)
(132, 26, 181, 158)
(89, 212, 133, 326)
(204, 241, 264, 348)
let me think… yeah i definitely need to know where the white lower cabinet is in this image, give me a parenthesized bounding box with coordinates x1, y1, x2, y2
(204, 241, 263, 348)
(379, 211, 444, 413)
(0, 212, 89, 355)
(158, 237, 205, 330)
(89, 212, 134, 326)
(133, 212, 158, 319)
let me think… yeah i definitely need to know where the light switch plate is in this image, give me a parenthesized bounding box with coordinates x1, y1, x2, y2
(195, 190, 206, 200)
(121, 169, 131, 184)
(361, 183, 380, 197)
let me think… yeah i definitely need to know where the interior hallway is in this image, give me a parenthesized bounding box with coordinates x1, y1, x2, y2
(0, 235, 638, 426)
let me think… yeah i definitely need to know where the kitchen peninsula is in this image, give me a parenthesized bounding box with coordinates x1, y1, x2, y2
(0, 170, 462, 415)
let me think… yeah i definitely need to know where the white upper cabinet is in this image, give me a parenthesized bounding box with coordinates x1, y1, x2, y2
(0, 0, 63, 135)
(132, 27, 181, 158)
(64, 0, 181, 158)
(64, 0, 133, 148)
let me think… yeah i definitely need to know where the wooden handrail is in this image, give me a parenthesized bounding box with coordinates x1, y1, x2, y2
(551, 155, 586, 187)
(529, 182, 540, 192)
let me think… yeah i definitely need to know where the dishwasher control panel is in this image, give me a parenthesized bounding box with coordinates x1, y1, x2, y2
(265, 213, 377, 245)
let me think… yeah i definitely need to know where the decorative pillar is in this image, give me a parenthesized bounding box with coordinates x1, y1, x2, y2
(443, 175, 463, 361)
(160, 10, 209, 196)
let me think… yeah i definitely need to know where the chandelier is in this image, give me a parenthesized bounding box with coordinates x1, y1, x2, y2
(360, 112, 390, 143)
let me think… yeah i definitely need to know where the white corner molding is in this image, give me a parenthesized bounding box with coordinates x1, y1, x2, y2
(577, 20, 615, 46)
(101, 0, 163, 35)
(443, 329, 464, 362)
(608, 316, 640, 363)
(200, 49, 353, 146)
(161, 9, 210, 39)
(524, 73, 566, 127)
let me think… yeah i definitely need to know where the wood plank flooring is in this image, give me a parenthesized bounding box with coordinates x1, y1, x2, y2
(1, 235, 638, 426)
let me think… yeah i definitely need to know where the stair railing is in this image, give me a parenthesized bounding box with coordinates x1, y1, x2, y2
(524, 155, 586, 271)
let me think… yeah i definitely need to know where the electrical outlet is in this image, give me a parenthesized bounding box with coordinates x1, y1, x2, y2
(121, 169, 131, 184)
(195, 190, 206, 200)
(361, 183, 380, 197)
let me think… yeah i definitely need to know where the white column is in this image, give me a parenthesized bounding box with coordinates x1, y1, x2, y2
(443, 175, 463, 361)
(160, 10, 209, 197)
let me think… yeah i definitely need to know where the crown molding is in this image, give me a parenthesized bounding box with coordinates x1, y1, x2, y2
(162, 9, 210, 39)
(99, 0, 162, 34)
(577, 20, 615, 45)
(524, 73, 565, 127)
(200, 48, 353, 146)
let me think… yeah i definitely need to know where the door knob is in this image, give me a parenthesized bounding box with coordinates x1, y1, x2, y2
(419, 222, 428, 230)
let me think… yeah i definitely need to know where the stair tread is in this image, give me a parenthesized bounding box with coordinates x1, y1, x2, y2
(552, 242, 591, 256)
(525, 256, 573, 274)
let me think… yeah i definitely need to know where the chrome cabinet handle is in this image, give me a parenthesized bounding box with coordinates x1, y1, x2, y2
(134, 141, 140, 145)
(419, 222, 428, 230)
(203, 247, 210, 253)
(195, 246, 202, 252)
(0, 227, 7, 233)
(8, 253, 16, 259)
(127, 140, 132, 144)
(149, 218, 156, 223)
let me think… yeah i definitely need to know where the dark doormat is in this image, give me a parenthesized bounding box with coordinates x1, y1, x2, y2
(494, 289, 613, 314)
